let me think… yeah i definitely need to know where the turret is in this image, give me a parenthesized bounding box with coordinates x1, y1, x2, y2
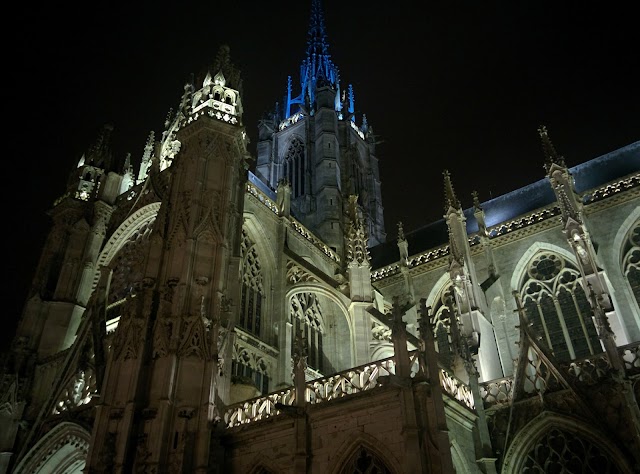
(86, 45, 251, 473)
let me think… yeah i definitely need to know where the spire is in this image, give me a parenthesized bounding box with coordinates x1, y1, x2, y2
(307, 0, 331, 62)
(538, 125, 566, 170)
(286, 0, 340, 118)
(443, 170, 461, 211)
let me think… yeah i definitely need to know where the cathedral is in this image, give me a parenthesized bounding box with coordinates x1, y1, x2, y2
(1, 1, 639, 473)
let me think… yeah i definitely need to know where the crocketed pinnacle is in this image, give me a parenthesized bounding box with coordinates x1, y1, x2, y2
(211, 44, 242, 95)
(397, 221, 405, 242)
(538, 125, 566, 170)
(443, 170, 461, 211)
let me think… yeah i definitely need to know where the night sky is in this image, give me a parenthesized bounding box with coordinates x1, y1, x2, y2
(4, 1, 639, 351)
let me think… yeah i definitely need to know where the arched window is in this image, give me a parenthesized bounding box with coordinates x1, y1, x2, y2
(231, 348, 269, 394)
(520, 252, 600, 361)
(622, 219, 640, 308)
(290, 292, 324, 373)
(240, 231, 264, 336)
(284, 138, 305, 198)
(340, 446, 393, 474)
(523, 427, 622, 473)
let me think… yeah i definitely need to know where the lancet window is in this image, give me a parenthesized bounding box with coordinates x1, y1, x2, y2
(340, 446, 392, 474)
(523, 427, 622, 473)
(519, 252, 600, 361)
(283, 137, 305, 198)
(290, 292, 324, 373)
(240, 231, 264, 336)
(105, 219, 155, 329)
(622, 219, 640, 309)
(231, 348, 269, 394)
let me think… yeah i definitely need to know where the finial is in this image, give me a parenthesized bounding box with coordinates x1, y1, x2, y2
(397, 221, 405, 241)
(443, 170, 461, 211)
(472, 190, 481, 209)
(211, 44, 242, 94)
(538, 125, 565, 169)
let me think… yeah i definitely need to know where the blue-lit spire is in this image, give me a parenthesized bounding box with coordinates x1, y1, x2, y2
(286, 0, 341, 119)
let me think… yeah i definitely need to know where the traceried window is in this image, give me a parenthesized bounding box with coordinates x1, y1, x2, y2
(523, 427, 622, 473)
(231, 348, 269, 395)
(520, 253, 600, 361)
(340, 446, 392, 474)
(431, 285, 456, 369)
(105, 218, 155, 332)
(622, 219, 640, 309)
(290, 292, 324, 373)
(240, 231, 264, 336)
(284, 137, 305, 198)
(351, 160, 365, 197)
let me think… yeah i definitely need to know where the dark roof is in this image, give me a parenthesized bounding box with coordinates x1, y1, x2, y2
(370, 140, 640, 269)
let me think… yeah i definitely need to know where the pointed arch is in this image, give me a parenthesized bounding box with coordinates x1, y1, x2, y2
(514, 246, 600, 361)
(282, 135, 306, 198)
(239, 229, 265, 336)
(510, 242, 575, 291)
(93, 202, 161, 291)
(12, 422, 90, 474)
(501, 412, 634, 473)
(287, 283, 352, 375)
(424, 272, 456, 367)
(614, 208, 640, 319)
(328, 432, 400, 474)
(245, 451, 282, 474)
(450, 439, 475, 474)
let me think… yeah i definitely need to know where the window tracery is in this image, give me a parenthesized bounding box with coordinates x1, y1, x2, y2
(240, 231, 264, 336)
(622, 220, 640, 308)
(231, 346, 270, 394)
(290, 292, 324, 373)
(523, 427, 621, 473)
(106, 219, 155, 324)
(520, 252, 600, 361)
(284, 138, 305, 198)
(340, 446, 392, 474)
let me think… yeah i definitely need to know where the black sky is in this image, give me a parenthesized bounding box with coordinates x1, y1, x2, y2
(4, 1, 639, 351)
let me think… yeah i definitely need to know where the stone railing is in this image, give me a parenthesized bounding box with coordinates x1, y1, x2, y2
(224, 352, 474, 428)
(479, 341, 640, 408)
(246, 182, 280, 216)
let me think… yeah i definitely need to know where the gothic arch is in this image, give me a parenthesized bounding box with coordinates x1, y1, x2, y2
(245, 451, 282, 474)
(450, 439, 474, 474)
(242, 215, 278, 278)
(12, 422, 90, 474)
(280, 135, 306, 198)
(327, 431, 400, 474)
(501, 412, 634, 473)
(510, 242, 575, 291)
(92, 202, 161, 290)
(286, 284, 352, 374)
(611, 205, 640, 265)
(613, 207, 640, 328)
(512, 244, 601, 361)
(424, 272, 451, 309)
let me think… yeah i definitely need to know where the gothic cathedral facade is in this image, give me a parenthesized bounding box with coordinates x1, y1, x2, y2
(2, 1, 639, 473)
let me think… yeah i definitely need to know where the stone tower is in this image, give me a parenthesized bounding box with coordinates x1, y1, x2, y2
(254, 0, 386, 257)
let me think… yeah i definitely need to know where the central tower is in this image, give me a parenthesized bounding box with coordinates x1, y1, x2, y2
(254, 0, 386, 255)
